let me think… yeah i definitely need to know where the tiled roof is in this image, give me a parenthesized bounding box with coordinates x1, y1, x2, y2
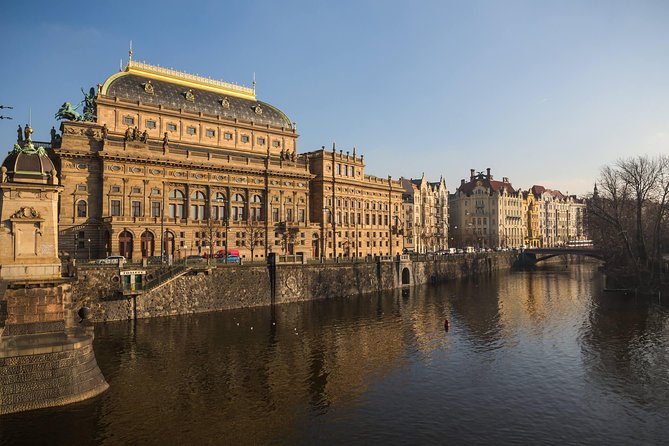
(105, 73, 292, 129)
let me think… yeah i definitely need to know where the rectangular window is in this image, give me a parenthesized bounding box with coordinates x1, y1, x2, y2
(298, 209, 305, 223)
(131, 186, 141, 194)
(206, 129, 215, 137)
(132, 201, 141, 217)
(272, 208, 279, 222)
(187, 127, 197, 135)
(286, 208, 293, 222)
(77, 184, 87, 192)
(257, 137, 265, 145)
(224, 132, 233, 140)
(191, 205, 199, 220)
(152, 202, 161, 217)
(123, 116, 134, 126)
(111, 186, 121, 193)
(272, 140, 280, 147)
(146, 120, 157, 129)
(167, 123, 177, 131)
(241, 135, 250, 143)
(337, 164, 341, 175)
(111, 200, 121, 216)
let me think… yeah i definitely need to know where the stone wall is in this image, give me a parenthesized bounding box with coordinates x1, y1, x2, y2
(0, 330, 109, 415)
(2, 284, 70, 336)
(71, 253, 515, 323)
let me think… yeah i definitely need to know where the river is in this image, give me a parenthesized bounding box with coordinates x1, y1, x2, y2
(1, 264, 668, 445)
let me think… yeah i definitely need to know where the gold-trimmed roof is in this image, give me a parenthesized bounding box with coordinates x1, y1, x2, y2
(101, 60, 256, 100)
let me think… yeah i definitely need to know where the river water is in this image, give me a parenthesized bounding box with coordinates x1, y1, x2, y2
(1, 264, 668, 445)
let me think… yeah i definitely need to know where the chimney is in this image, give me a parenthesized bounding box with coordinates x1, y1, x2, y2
(470, 169, 475, 180)
(461, 179, 465, 186)
(503, 177, 508, 183)
(486, 168, 491, 179)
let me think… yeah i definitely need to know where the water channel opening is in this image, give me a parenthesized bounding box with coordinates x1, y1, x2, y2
(401, 267, 411, 285)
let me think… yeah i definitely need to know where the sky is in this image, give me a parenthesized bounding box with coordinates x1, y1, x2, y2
(1, 0, 668, 195)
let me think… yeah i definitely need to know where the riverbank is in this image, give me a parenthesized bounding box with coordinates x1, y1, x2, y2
(69, 253, 517, 322)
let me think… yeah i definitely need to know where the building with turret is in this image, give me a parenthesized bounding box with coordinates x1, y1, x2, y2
(401, 175, 449, 253)
(449, 168, 524, 249)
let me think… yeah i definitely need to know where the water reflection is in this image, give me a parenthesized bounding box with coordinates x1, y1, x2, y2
(1, 264, 668, 445)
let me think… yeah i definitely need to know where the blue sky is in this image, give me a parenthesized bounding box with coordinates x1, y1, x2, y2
(1, 0, 668, 194)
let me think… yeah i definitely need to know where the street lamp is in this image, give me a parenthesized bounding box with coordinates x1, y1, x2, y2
(87, 238, 91, 260)
(74, 233, 79, 261)
(322, 207, 332, 260)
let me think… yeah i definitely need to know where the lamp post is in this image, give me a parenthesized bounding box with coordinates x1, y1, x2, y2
(322, 207, 332, 260)
(74, 233, 78, 261)
(87, 238, 91, 260)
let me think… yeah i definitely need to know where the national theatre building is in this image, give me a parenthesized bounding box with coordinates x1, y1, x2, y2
(54, 58, 404, 261)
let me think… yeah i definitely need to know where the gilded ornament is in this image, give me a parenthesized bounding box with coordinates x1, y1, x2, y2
(184, 89, 195, 102)
(253, 104, 263, 116)
(220, 97, 231, 109)
(143, 81, 155, 95)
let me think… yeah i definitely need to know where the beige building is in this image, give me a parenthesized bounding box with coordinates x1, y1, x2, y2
(533, 186, 587, 247)
(56, 58, 318, 262)
(53, 57, 408, 263)
(449, 168, 525, 249)
(401, 175, 448, 253)
(306, 146, 404, 258)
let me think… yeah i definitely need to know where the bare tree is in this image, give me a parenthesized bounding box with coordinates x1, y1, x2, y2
(245, 222, 264, 260)
(276, 222, 299, 255)
(589, 155, 669, 290)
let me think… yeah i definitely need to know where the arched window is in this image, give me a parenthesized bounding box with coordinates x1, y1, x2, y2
(191, 191, 206, 200)
(250, 194, 263, 221)
(215, 192, 226, 201)
(77, 200, 87, 218)
(232, 193, 245, 221)
(169, 189, 185, 199)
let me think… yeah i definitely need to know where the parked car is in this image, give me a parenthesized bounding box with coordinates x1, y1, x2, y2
(464, 246, 475, 254)
(95, 255, 126, 265)
(448, 248, 457, 255)
(213, 249, 241, 259)
(185, 255, 206, 263)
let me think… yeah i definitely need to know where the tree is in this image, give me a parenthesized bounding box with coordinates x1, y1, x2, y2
(276, 222, 299, 255)
(245, 222, 264, 260)
(588, 155, 669, 290)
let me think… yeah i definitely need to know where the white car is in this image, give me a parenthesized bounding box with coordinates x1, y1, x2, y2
(96, 255, 126, 265)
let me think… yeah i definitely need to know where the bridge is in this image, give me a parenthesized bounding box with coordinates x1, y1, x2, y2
(516, 247, 602, 267)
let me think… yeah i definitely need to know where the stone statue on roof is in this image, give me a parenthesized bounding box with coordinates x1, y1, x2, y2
(80, 87, 97, 122)
(17, 125, 23, 144)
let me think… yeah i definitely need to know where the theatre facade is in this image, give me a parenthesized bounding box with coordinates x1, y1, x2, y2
(55, 59, 404, 261)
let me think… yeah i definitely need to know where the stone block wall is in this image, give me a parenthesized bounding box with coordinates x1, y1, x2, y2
(136, 266, 271, 318)
(2, 284, 71, 336)
(71, 253, 516, 323)
(0, 332, 109, 415)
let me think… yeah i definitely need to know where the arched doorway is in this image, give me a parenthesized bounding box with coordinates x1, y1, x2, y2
(140, 231, 155, 258)
(401, 267, 411, 285)
(119, 231, 133, 260)
(164, 231, 175, 258)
